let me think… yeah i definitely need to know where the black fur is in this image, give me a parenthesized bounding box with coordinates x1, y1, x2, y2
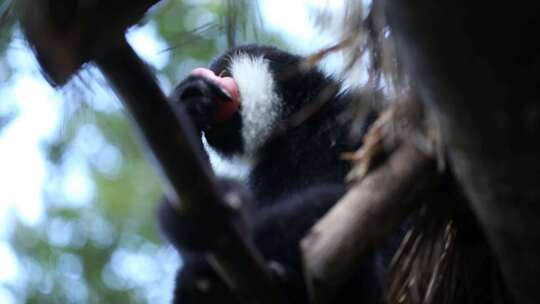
(160, 44, 392, 303)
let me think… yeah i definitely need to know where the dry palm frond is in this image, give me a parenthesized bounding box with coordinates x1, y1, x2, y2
(388, 191, 512, 304)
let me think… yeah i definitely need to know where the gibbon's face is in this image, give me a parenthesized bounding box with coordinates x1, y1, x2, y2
(186, 44, 308, 154)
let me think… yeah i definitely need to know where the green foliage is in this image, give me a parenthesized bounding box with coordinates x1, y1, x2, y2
(0, 0, 15, 84)
(0, 0, 14, 48)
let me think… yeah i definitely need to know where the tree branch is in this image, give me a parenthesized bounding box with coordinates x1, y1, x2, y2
(301, 99, 438, 304)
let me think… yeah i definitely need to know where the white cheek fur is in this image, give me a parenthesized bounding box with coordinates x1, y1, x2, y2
(230, 54, 281, 156)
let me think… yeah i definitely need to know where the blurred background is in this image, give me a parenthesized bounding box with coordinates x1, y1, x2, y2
(0, 0, 348, 303)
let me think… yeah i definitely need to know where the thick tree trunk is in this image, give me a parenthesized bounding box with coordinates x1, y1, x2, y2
(384, 2, 540, 303)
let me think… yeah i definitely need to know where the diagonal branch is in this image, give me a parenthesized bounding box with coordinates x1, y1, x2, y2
(301, 98, 439, 304)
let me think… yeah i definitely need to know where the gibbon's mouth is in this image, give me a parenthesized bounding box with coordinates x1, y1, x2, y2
(190, 68, 240, 123)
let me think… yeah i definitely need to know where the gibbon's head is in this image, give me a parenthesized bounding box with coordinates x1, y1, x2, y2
(188, 44, 330, 155)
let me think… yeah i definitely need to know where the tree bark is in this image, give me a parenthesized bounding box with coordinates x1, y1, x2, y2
(384, 2, 540, 303)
